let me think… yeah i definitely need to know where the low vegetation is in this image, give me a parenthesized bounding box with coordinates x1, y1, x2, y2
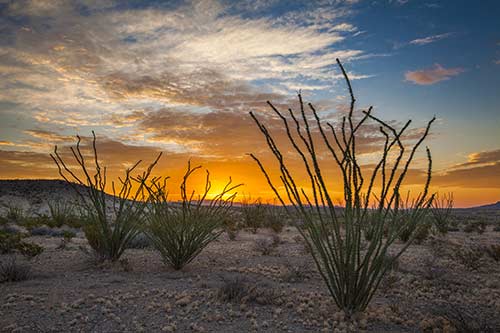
(144, 161, 241, 270)
(50, 131, 160, 262)
(249, 59, 435, 316)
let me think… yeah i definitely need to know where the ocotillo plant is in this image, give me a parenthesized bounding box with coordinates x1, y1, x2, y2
(249, 59, 435, 316)
(430, 193, 454, 234)
(144, 161, 242, 270)
(51, 132, 161, 262)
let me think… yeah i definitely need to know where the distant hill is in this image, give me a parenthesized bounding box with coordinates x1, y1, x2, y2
(468, 201, 500, 210)
(0, 179, 100, 216)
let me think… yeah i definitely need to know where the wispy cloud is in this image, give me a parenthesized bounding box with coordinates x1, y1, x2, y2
(409, 32, 453, 46)
(405, 64, 464, 85)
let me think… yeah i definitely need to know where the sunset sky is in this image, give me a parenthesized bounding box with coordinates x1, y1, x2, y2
(0, 0, 499, 207)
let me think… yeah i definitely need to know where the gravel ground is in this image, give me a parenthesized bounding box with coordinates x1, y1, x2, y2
(1, 226, 500, 333)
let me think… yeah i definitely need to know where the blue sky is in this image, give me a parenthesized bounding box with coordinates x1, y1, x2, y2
(0, 0, 499, 206)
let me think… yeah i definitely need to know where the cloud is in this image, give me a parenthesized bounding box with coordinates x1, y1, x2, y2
(404, 64, 464, 85)
(433, 149, 500, 188)
(409, 32, 453, 46)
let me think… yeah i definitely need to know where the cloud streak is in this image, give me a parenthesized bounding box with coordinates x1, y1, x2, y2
(409, 33, 453, 46)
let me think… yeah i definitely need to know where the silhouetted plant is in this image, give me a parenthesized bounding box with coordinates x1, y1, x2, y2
(249, 59, 435, 316)
(145, 161, 242, 270)
(51, 132, 160, 262)
(430, 193, 454, 234)
(264, 202, 286, 233)
(240, 197, 267, 233)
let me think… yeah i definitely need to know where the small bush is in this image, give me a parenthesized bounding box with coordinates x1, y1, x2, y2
(422, 256, 446, 280)
(264, 204, 286, 233)
(463, 221, 487, 234)
(51, 132, 159, 262)
(0, 257, 32, 283)
(145, 162, 242, 270)
(48, 201, 77, 228)
(218, 275, 249, 302)
(218, 276, 281, 305)
(454, 245, 483, 271)
(240, 198, 267, 233)
(430, 193, 454, 234)
(434, 303, 499, 332)
(5, 205, 26, 223)
(281, 261, 308, 283)
(483, 244, 500, 262)
(254, 237, 278, 256)
(0, 231, 43, 258)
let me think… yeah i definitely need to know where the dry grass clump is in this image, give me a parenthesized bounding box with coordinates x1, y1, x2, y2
(218, 275, 281, 306)
(433, 303, 499, 333)
(0, 256, 32, 283)
(254, 237, 279, 256)
(51, 132, 160, 262)
(249, 59, 435, 316)
(47, 200, 78, 228)
(144, 161, 241, 270)
(483, 244, 500, 261)
(281, 261, 309, 283)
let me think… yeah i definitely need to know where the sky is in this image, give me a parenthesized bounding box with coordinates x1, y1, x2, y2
(0, 0, 499, 207)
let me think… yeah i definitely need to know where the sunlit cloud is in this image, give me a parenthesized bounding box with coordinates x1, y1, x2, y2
(404, 64, 464, 85)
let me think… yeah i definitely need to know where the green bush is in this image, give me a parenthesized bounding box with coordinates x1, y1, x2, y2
(0, 231, 43, 258)
(51, 132, 160, 262)
(48, 201, 77, 228)
(145, 162, 241, 270)
(249, 59, 435, 316)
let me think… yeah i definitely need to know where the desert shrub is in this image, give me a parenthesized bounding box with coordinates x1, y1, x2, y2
(483, 244, 500, 262)
(421, 255, 446, 280)
(0, 215, 8, 227)
(454, 245, 483, 271)
(0, 231, 43, 258)
(5, 204, 26, 223)
(0, 256, 32, 283)
(281, 261, 309, 283)
(434, 303, 499, 332)
(221, 211, 240, 241)
(48, 200, 77, 228)
(145, 161, 241, 270)
(51, 132, 159, 262)
(254, 238, 277, 256)
(263, 203, 286, 233)
(249, 59, 434, 316)
(430, 193, 454, 235)
(218, 276, 281, 305)
(218, 275, 249, 302)
(463, 220, 486, 234)
(240, 197, 267, 233)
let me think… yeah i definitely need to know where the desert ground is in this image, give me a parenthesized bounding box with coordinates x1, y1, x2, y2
(1, 180, 500, 333)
